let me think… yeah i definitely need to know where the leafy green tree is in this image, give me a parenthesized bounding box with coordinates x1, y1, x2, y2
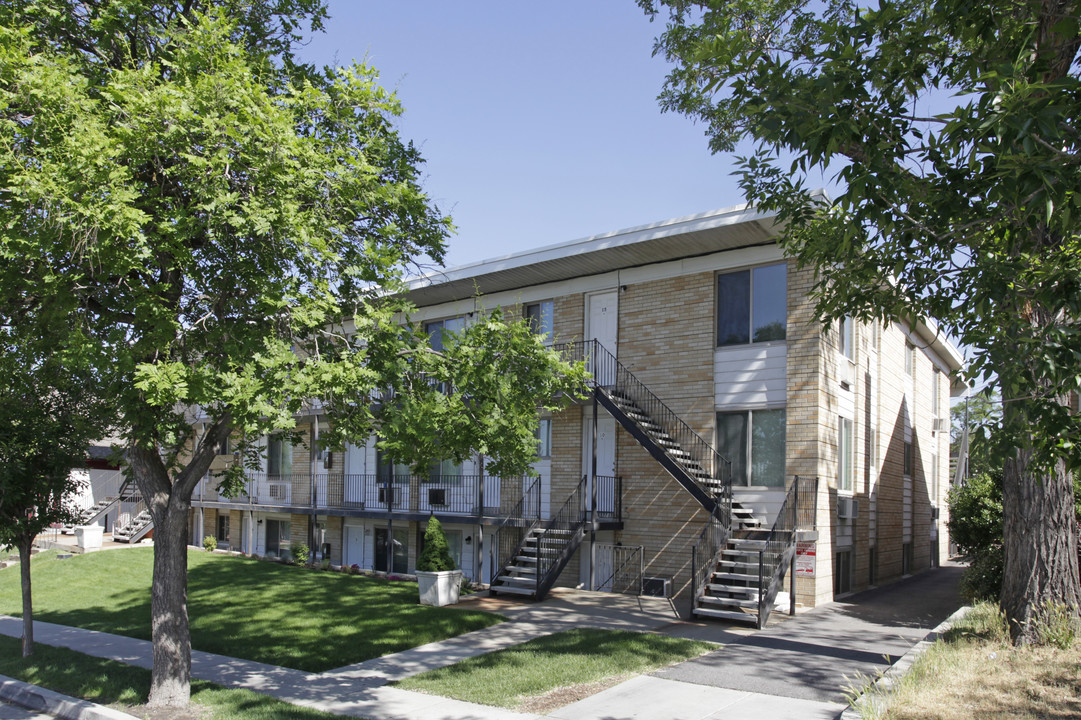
(0, 308, 113, 657)
(416, 516, 456, 572)
(1, 1, 586, 705)
(641, 0, 1081, 643)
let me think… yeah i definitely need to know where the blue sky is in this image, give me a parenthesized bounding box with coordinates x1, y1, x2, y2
(296, 1, 778, 268)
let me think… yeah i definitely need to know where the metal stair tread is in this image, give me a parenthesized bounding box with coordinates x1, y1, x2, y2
(693, 607, 758, 623)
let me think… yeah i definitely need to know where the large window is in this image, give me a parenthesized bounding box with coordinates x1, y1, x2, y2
(266, 518, 290, 559)
(525, 301, 554, 341)
(717, 263, 787, 347)
(716, 409, 786, 487)
(838, 417, 854, 492)
(267, 435, 292, 477)
(426, 316, 466, 352)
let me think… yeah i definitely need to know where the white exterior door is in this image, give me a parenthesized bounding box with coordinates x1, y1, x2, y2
(583, 415, 617, 513)
(344, 525, 365, 568)
(587, 291, 618, 385)
(344, 441, 366, 505)
(240, 514, 251, 554)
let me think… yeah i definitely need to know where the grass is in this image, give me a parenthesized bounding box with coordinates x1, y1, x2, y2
(0, 547, 502, 672)
(0, 635, 341, 720)
(393, 628, 715, 710)
(852, 602, 1081, 719)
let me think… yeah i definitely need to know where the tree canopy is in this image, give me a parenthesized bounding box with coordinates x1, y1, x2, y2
(642, 0, 1081, 642)
(1, 0, 586, 705)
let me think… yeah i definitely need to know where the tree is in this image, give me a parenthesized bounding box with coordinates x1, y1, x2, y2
(416, 516, 456, 573)
(1, 1, 586, 705)
(641, 0, 1081, 643)
(0, 309, 112, 657)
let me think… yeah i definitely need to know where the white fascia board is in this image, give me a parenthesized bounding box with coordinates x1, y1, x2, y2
(406, 202, 773, 291)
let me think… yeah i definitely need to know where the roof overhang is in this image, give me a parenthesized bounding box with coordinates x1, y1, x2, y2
(406, 203, 784, 307)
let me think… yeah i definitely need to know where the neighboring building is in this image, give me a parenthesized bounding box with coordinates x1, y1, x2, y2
(188, 203, 963, 622)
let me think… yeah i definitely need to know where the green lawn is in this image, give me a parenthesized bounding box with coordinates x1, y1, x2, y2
(0, 547, 502, 672)
(0, 635, 342, 720)
(393, 628, 715, 709)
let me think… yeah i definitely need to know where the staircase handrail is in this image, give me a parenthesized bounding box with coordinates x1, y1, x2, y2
(756, 476, 818, 628)
(690, 505, 730, 607)
(533, 475, 589, 597)
(555, 340, 732, 516)
(491, 476, 543, 531)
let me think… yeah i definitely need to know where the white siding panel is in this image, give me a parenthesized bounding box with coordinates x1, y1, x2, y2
(715, 344, 787, 407)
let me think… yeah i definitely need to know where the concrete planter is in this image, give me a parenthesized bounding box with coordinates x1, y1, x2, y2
(74, 525, 103, 550)
(416, 569, 463, 607)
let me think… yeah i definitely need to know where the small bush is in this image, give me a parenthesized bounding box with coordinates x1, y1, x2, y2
(349, 563, 360, 575)
(202, 535, 217, 553)
(959, 547, 1004, 602)
(416, 516, 456, 572)
(320, 558, 331, 570)
(290, 542, 309, 565)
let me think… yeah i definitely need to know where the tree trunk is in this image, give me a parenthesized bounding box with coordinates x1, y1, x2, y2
(18, 534, 33, 658)
(1001, 439, 1081, 644)
(147, 506, 191, 706)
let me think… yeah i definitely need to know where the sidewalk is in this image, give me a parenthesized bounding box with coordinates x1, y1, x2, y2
(0, 565, 964, 720)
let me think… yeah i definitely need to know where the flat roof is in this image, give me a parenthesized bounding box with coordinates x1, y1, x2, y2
(406, 203, 782, 306)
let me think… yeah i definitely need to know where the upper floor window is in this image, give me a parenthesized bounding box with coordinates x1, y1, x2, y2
(525, 301, 554, 341)
(267, 434, 293, 477)
(426, 316, 467, 352)
(717, 263, 787, 347)
(905, 342, 917, 377)
(903, 440, 915, 477)
(839, 316, 855, 361)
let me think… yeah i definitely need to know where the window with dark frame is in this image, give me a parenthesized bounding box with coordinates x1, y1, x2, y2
(716, 263, 787, 347)
(716, 408, 786, 487)
(524, 301, 554, 341)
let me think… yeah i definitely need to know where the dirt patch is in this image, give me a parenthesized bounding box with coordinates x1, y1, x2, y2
(124, 702, 212, 720)
(515, 674, 629, 714)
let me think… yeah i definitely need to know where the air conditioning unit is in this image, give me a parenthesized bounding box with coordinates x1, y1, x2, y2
(268, 483, 288, 501)
(378, 485, 396, 504)
(428, 488, 447, 506)
(642, 576, 671, 598)
(932, 417, 949, 434)
(837, 496, 859, 520)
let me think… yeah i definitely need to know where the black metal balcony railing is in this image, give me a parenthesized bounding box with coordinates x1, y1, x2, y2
(193, 471, 547, 519)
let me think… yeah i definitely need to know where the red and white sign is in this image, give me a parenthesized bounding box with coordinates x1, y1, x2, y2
(795, 541, 816, 577)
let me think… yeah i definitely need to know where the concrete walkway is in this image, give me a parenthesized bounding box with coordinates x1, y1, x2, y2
(0, 565, 964, 720)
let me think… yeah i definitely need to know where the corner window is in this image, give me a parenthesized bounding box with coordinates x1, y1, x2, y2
(905, 342, 917, 376)
(903, 440, 914, 477)
(838, 417, 854, 492)
(716, 409, 786, 487)
(525, 301, 554, 341)
(717, 263, 787, 347)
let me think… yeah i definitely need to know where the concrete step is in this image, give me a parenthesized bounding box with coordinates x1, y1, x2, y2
(491, 584, 535, 597)
(693, 606, 759, 623)
(700, 594, 759, 608)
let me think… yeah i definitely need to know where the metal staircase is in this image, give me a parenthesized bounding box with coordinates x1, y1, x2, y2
(693, 476, 818, 628)
(556, 341, 732, 518)
(490, 477, 588, 600)
(61, 495, 120, 533)
(113, 481, 154, 543)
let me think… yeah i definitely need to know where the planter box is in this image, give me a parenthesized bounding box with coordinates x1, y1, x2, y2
(416, 569, 463, 607)
(74, 525, 103, 550)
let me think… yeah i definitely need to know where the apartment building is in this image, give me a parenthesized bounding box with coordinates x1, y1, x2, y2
(188, 203, 963, 623)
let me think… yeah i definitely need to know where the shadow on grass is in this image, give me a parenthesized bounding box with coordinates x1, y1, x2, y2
(6, 549, 503, 672)
(0, 636, 338, 720)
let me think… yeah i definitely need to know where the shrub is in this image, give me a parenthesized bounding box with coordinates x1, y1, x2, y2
(202, 535, 217, 553)
(320, 558, 331, 570)
(959, 547, 1004, 602)
(416, 516, 456, 572)
(290, 542, 310, 565)
(1032, 600, 1079, 649)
